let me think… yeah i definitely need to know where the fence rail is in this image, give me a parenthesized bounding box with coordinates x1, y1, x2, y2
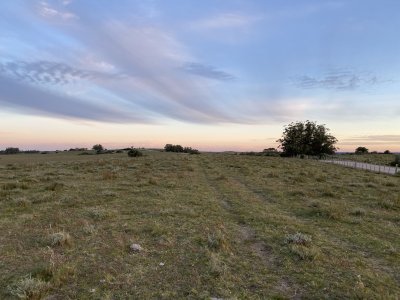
(321, 158, 399, 175)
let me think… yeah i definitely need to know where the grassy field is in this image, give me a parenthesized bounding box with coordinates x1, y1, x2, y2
(0, 151, 399, 299)
(335, 153, 397, 166)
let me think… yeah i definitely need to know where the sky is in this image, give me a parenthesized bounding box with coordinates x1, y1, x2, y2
(0, 0, 399, 152)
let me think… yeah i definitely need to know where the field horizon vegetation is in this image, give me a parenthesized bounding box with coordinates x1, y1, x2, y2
(0, 147, 399, 299)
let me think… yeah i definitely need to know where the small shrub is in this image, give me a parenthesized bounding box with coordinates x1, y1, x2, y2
(285, 232, 312, 246)
(128, 148, 143, 157)
(8, 275, 50, 299)
(207, 229, 228, 251)
(86, 207, 111, 220)
(289, 244, 319, 261)
(49, 231, 72, 247)
(83, 223, 96, 235)
(285, 232, 318, 260)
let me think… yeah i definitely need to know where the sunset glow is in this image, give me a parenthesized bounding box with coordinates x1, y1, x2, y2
(1, 1, 399, 152)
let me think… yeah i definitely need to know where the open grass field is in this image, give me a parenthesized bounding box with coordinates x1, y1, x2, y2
(0, 151, 399, 299)
(336, 153, 397, 166)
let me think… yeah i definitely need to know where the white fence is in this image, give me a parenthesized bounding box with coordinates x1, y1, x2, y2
(321, 159, 399, 175)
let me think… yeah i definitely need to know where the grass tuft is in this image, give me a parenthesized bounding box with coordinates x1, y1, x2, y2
(48, 231, 72, 247)
(285, 232, 312, 246)
(7, 275, 50, 299)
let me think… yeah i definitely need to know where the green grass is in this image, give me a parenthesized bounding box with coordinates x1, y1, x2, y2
(0, 151, 399, 299)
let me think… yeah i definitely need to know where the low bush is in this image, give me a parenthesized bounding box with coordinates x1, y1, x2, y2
(164, 144, 200, 154)
(128, 148, 143, 157)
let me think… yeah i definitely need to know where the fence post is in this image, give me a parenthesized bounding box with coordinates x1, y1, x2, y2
(396, 164, 398, 174)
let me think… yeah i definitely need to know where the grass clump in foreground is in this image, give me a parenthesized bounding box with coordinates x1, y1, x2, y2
(7, 275, 50, 300)
(0, 150, 399, 298)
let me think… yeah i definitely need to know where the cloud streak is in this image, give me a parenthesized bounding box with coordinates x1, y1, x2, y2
(0, 74, 148, 123)
(182, 62, 235, 81)
(0, 60, 124, 86)
(293, 70, 391, 90)
(192, 13, 261, 30)
(38, 1, 77, 20)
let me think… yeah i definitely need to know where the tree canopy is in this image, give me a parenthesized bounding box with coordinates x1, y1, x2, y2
(355, 147, 368, 154)
(92, 144, 104, 152)
(277, 121, 337, 157)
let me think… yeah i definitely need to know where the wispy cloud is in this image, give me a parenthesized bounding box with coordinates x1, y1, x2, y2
(182, 62, 235, 81)
(0, 60, 124, 86)
(0, 74, 149, 123)
(0, 15, 239, 124)
(38, 1, 77, 20)
(192, 13, 261, 30)
(293, 69, 391, 91)
(341, 135, 400, 144)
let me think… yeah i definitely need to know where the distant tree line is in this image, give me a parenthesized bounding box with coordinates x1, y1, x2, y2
(3, 147, 20, 154)
(354, 147, 393, 155)
(164, 144, 200, 154)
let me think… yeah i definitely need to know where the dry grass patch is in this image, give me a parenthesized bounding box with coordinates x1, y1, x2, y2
(7, 275, 50, 300)
(0, 151, 399, 299)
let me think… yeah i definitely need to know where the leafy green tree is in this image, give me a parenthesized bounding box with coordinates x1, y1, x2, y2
(355, 147, 368, 154)
(277, 121, 337, 157)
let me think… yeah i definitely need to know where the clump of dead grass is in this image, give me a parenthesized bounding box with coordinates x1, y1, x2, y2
(7, 275, 50, 299)
(48, 231, 72, 247)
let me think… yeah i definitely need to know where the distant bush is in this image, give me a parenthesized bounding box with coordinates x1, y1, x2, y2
(92, 144, 104, 153)
(128, 148, 143, 157)
(164, 144, 183, 152)
(4, 147, 20, 155)
(183, 147, 200, 154)
(355, 146, 368, 154)
(23, 150, 40, 154)
(384, 150, 391, 154)
(164, 144, 200, 154)
(69, 148, 87, 152)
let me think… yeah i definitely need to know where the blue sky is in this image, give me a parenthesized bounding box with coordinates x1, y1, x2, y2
(0, 0, 399, 151)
